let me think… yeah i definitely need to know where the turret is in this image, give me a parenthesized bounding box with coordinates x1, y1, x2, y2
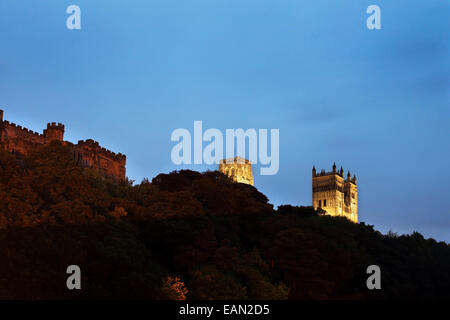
(352, 175, 357, 184)
(312, 165, 316, 177)
(44, 122, 65, 144)
(0, 109, 3, 122)
(332, 162, 336, 173)
(347, 171, 351, 180)
(339, 166, 344, 176)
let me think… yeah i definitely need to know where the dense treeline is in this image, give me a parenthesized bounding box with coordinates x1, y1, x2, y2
(0, 142, 449, 299)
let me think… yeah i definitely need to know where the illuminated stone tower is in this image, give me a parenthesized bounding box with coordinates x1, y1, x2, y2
(312, 163, 358, 223)
(219, 157, 254, 186)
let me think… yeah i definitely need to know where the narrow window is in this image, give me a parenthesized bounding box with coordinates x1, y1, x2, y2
(318, 200, 321, 208)
(324, 199, 327, 207)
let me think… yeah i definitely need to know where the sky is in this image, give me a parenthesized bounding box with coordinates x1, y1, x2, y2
(0, 1, 449, 242)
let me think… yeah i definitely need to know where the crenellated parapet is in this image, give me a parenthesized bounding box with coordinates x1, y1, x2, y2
(76, 139, 126, 162)
(74, 139, 126, 180)
(312, 164, 357, 185)
(46, 122, 65, 130)
(3, 120, 44, 138)
(1, 119, 45, 154)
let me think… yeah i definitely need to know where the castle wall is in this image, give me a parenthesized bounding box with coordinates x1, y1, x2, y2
(0, 121, 45, 157)
(74, 140, 126, 180)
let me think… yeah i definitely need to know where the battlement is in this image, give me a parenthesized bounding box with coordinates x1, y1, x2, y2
(77, 139, 126, 161)
(220, 156, 251, 165)
(78, 139, 100, 147)
(3, 120, 44, 138)
(47, 122, 65, 130)
(312, 163, 356, 184)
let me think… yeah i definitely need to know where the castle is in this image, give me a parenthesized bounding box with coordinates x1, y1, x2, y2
(219, 157, 254, 186)
(312, 163, 358, 223)
(0, 110, 126, 181)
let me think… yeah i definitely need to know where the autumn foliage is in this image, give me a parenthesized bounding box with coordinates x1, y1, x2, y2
(0, 142, 449, 299)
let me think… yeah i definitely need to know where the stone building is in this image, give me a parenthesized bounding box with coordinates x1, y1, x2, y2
(219, 156, 254, 186)
(312, 163, 358, 223)
(0, 109, 126, 181)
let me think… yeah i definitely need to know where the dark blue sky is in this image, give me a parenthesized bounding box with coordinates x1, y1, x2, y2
(1, 1, 449, 242)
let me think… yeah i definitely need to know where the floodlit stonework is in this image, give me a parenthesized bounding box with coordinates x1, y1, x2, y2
(0, 109, 126, 180)
(219, 157, 254, 186)
(312, 163, 358, 223)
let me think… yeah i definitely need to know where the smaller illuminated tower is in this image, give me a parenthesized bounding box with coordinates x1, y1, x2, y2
(219, 157, 254, 186)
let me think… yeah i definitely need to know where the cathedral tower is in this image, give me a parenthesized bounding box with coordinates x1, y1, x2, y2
(312, 163, 358, 223)
(219, 157, 254, 186)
